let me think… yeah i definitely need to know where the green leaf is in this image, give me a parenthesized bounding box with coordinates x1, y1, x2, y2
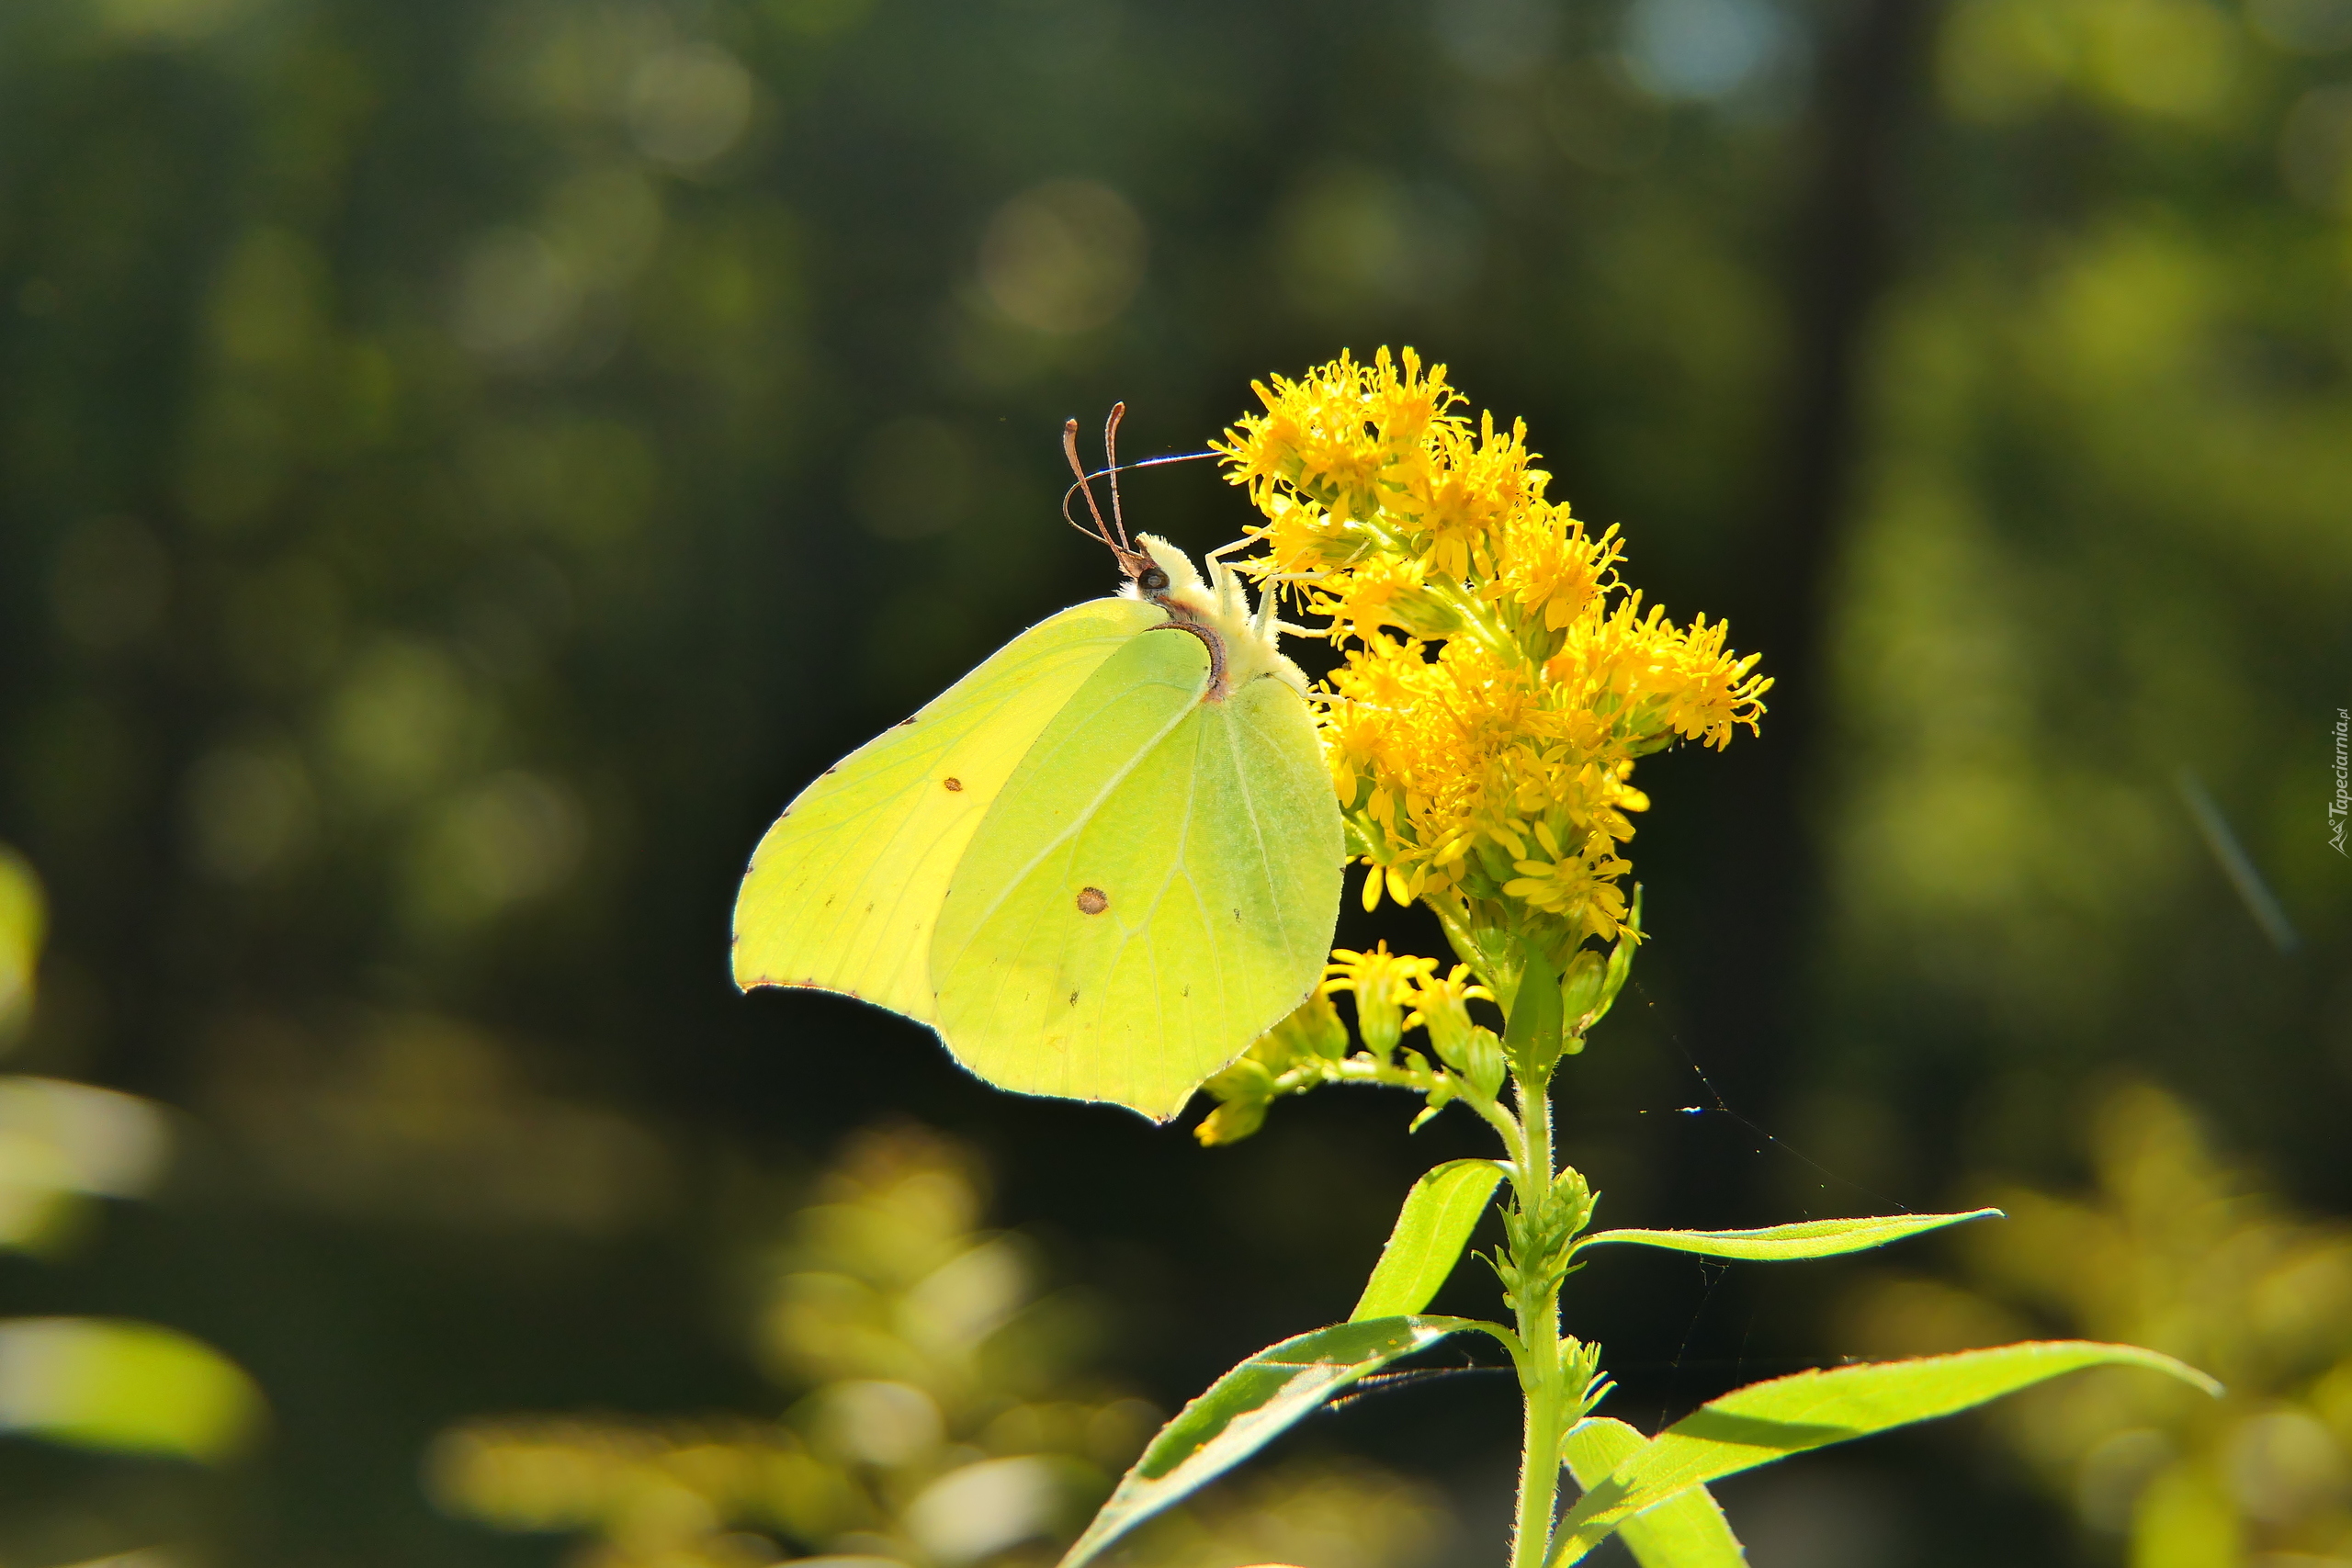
(0, 1317, 266, 1462)
(1571, 1209, 2002, 1262)
(1057, 1315, 1473, 1568)
(1564, 1417, 1745, 1568)
(1350, 1160, 1503, 1322)
(1551, 1340, 2219, 1564)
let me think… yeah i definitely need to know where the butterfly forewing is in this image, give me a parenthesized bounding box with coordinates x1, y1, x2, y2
(732, 597, 1163, 1021)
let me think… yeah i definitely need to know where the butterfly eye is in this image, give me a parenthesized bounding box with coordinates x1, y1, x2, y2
(1141, 567, 1169, 592)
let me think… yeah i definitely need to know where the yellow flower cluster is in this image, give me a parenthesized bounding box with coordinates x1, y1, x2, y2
(1195, 943, 1508, 1145)
(1217, 348, 1769, 950)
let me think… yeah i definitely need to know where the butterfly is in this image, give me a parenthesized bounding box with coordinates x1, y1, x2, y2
(731, 407, 1341, 1119)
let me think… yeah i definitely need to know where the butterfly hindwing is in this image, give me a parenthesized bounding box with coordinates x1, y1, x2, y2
(930, 627, 1343, 1118)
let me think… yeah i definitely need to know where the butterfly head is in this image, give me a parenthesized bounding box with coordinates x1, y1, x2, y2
(1130, 534, 1207, 612)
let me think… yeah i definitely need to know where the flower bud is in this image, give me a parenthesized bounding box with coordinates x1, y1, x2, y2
(1412, 964, 1489, 1071)
(1194, 1098, 1268, 1146)
(1253, 990, 1350, 1071)
(1559, 948, 1605, 1043)
(1459, 1025, 1507, 1101)
(1194, 1058, 1279, 1147)
(1549, 1166, 1595, 1238)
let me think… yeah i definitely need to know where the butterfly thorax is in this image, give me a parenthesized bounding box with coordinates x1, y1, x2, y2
(1128, 535, 1308, 703)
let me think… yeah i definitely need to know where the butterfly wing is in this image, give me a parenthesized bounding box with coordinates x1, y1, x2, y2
(930, 628, 1342, 1119)
(732, 596, 1164, 1022)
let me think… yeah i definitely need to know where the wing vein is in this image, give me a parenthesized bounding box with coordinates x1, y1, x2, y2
(944, 674, 1205, 954)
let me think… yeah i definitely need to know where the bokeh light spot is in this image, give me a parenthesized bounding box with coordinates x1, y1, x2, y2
(327, 640, 475, 805)
(453, 228, 582, 362)
(903, 1454, 1065, 1564)
(809, 1379, 944, 1467)
(627, 43, 755, 167)
(1275, 167, 1482, 312)
(978, 180, 1146, 334)
(1621, 0, 1789, 101)
(408, 771, 587, 926)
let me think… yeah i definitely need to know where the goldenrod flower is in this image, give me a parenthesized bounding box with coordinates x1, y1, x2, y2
(1324, 943, 1438, 1056)
(1404, 964, 1493, 1070)
(1217, 348, 1768, 961)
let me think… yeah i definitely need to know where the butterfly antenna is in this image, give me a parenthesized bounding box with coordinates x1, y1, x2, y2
(1061, 417, 1119, 554)
(1103, 401, 1133, 552)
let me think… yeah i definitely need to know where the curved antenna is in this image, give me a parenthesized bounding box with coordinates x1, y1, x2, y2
(1068, 415, 1148, 582)
(1103, 402, 1130, 553)
(1058, 409, 1166, 581)
(1061, 417, 1112, 546)
(1057, 416, 1221, 579)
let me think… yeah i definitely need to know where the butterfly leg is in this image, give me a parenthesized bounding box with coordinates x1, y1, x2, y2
(1203, 537, 1258, 622)
(1250, 570, 1330, 637)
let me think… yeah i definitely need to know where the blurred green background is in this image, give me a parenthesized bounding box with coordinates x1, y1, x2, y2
(2, 0, 2348, 1562)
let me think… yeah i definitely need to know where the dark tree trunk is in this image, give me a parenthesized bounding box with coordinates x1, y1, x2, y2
(1672, 0, 1946, 1218)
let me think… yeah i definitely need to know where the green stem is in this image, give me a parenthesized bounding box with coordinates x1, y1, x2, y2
(1507, 1066, 1562, 1568)
(1270, 1053, 1527, 1158)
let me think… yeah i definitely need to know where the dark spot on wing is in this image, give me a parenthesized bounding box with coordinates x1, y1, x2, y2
(1233, 908, 1241, 921)
(1077, 886, 1109, 915)
(944, 777, 964, 792)
(1069, 990, 1080, 1006)
(897, 716, 917, 727)
(865, 903, 874, 913)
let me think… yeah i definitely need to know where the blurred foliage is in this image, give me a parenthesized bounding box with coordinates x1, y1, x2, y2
(1812, 0, 2352, 1201)
(1, 846, 174, 1259)
(0, 1317, 265, 1466)
(431, 1124, 1450, 1568)
(0, 845, 265, 1567)
(1845, 1081, 2352, 1565)
(0, 0, 2344, 1559)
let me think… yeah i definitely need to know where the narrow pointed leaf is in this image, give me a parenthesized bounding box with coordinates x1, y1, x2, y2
(1350, 1160, 1503, 1322)
(1571, 1209, 2002, 1263)
(1057, 1315, 1472, 1568)
(1552, 1340, 2218, 1564)
(1564, 1417, 1745, 1568)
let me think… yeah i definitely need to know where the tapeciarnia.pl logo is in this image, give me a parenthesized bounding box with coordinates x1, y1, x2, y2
(2331, 706, 2348, 857)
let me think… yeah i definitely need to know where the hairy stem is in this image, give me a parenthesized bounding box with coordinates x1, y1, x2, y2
(1507, 1067, 1562, 1568)
(1268, 1051, 1527, 1157)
